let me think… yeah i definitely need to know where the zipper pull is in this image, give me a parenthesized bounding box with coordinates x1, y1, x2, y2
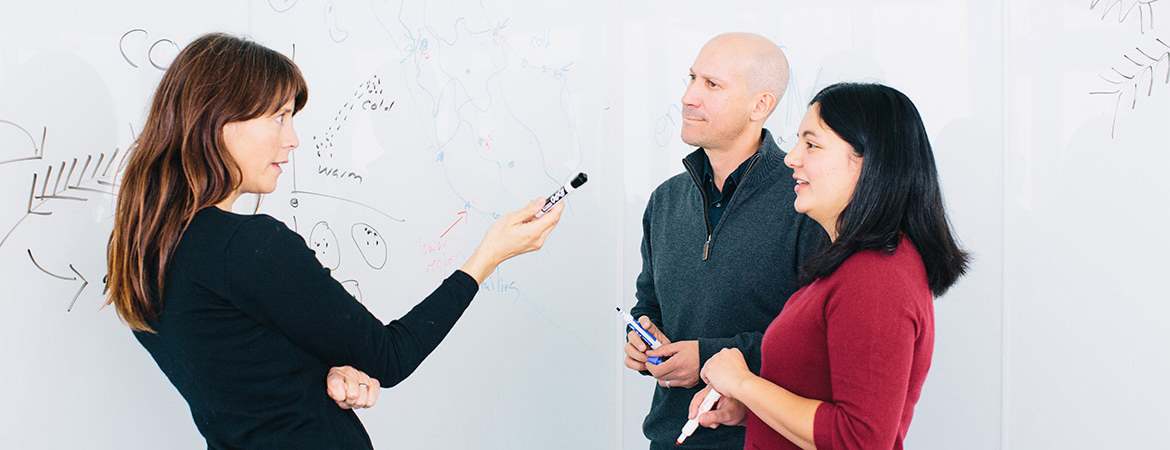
(702, 235, 712, 261)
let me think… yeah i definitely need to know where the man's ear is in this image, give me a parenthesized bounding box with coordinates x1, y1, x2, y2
(750, 91, 778, 122)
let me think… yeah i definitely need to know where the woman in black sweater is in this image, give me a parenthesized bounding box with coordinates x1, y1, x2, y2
(105, 33, 563, 449)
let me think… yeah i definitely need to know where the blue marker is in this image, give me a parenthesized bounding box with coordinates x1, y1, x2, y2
(617, 306, 664, 365)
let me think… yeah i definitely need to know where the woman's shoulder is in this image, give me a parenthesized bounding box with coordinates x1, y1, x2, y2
(823, 237, 932, 306)
(838, 237, 925, 277)
(188, 207, 293, 250)
(168, 208, 295, 286)
(190, 209, 311, 277)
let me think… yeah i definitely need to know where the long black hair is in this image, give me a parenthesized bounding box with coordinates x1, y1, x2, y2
(798, 82, 969, 297)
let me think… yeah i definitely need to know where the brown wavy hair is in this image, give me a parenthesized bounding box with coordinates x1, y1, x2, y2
(107, 33, 307, 332)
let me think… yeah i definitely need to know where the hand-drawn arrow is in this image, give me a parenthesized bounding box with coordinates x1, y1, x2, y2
(66, 264, 89, 312)
(0, 120, 45, 166)
(439, 210, 468, 238)
(26, 249, 89, 312)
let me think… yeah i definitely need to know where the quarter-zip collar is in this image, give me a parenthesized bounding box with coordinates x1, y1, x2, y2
(680, 128, 785, 261)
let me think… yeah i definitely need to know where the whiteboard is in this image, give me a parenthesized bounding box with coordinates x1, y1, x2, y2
(2, 1, 618, 448)
(1003, 1, 1170, 448)
(3, 0, 1165, 449)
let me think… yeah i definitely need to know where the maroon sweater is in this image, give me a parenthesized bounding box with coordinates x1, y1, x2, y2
(744, 237, 934, 450)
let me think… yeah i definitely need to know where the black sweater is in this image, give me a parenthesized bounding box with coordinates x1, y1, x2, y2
(134, 207, 479, 449)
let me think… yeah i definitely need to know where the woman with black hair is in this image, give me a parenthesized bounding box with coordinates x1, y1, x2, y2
(687, 82, 970, 450)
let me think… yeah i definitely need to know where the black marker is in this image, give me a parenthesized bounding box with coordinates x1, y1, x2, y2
(534, 172, 587, 218)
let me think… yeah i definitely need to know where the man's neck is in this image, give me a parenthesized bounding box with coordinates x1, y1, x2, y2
(704, 127, 763, 191)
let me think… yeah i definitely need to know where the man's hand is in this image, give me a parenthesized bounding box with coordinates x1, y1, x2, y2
(646, 340, 700, 389)
(624, 316, 671, 372)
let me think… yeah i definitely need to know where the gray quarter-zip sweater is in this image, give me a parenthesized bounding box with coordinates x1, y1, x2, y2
(631, 129, 826, 449)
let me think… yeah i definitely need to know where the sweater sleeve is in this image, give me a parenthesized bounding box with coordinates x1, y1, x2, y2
(630, 192, 663, 331)
(628, 193, 663, 377)
(698, 332, 763, 373)
(222, 215, 479, 387)
(812, 270, 921, 450)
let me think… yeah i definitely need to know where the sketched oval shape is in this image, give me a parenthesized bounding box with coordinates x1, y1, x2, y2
(309, 221, 340, 270)
(340, 279, 363, 302)
(351, 222, 387, 270)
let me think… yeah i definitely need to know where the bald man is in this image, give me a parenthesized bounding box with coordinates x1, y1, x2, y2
(625, 33, 826, 449)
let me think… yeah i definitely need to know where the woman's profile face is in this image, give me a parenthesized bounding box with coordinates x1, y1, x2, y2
(222, 99, 299, 195)
(784, 103, 863, 233)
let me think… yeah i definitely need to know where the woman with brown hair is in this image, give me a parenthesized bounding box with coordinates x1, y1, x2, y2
(106, 33, 563, 449)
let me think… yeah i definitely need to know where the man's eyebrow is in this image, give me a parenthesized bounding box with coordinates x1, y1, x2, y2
(689, 69, 724, 84)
